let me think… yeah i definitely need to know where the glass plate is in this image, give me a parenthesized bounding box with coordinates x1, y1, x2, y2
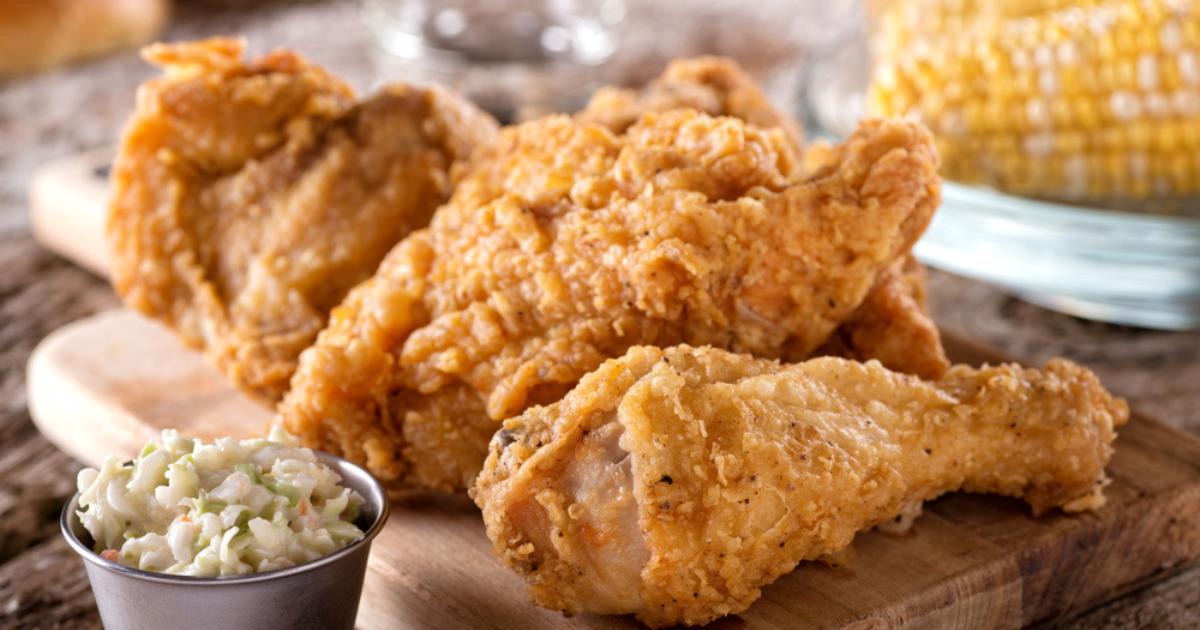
(799, 32, 1200, 330)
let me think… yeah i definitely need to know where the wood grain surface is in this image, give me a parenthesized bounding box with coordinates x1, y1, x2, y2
(25, 309, 1200, 629)
(1, 1, 1199, 628)
(27, 311, 272, 466)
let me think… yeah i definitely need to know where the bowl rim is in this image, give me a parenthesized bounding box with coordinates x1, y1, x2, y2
(942, 182, 1200, 233)
(60, 450, 390, 586)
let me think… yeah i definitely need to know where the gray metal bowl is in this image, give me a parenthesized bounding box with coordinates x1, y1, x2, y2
(61, 452, 389, 630)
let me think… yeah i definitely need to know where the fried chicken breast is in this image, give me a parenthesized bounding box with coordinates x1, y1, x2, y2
(107, 38, 499, 400)
(580, 56, 947, 378)
(279, 113, 941, 491)
(472, 345, 1129, 627)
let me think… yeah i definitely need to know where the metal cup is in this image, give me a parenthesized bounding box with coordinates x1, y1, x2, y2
(61, 452, 390, 630)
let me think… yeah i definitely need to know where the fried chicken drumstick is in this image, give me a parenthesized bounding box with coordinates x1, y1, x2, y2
(280, 113, 940, 491)
(107, 38, 498, 400)
(472, 345, 1129, 627)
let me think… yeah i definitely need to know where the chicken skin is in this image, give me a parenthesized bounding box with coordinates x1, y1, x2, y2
(279, 113, 941, 491)
(579, 56, 947, 378)
(812, 253, 950, 378)
(107, 37, 498, 400)
(472, 345, 1129, 627)
(802, 140, 947, 378)
(577, 56, 803, 148)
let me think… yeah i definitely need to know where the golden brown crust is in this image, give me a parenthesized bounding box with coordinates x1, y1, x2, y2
(577, 56, 803, 148)
(106, 38, 499, 401)
(579, 57, 948, 379)
(0, 0, 169, 75)
(814, 254, 950, 378)
(473, 345, 1128, 627)
(279, 114, 941, 491)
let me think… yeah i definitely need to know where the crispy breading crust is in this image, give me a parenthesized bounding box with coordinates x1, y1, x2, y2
(797, 132, 951, 378)
(473, 345, 1129, 627)
(813, 253, 950, 378)
(279, 114, 941, 491)
(580, 56, 949, 379)
(107, 37, 498, 400)
(577, 55, 803, 147)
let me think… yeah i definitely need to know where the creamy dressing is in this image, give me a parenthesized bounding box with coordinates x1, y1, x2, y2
(76, 427, 364, 577)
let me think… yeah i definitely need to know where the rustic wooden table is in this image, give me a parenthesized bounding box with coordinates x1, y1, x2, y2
(1, 1, 1198, 628)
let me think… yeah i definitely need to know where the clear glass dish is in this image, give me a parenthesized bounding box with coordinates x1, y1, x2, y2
(362, 0, 623, 120)
(800, 34, 1200, 331)
(362, 0, 864, 122)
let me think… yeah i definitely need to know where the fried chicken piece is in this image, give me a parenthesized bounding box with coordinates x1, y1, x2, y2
(576, 56, 803, 148)
(580, 56, 948, 378)
(107, 37, 499, 400)
(472, 345, 1129, 627)
(798, 137, 949, 378)
(812, 253, 950, 378)
(279, 113, 941, 491)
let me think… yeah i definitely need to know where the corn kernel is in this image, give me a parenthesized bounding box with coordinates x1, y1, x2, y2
(868, 0, 1200, 201)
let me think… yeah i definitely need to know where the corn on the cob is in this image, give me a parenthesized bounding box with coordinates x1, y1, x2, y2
(867, 0, 1200, 206)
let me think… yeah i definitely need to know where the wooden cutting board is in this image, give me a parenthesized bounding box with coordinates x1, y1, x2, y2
(27, 309, 1200, 629)
(25, 151, 1200, 628)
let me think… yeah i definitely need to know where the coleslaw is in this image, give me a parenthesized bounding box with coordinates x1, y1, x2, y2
(75, 427, 364, 577)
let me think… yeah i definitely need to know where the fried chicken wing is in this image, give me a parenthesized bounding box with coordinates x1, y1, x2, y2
(107, 38, 499, 400)
(797, 135, 949, 377)
(579, 56, 948, 378)
(279, 114, 941, 491)
(472, 345, 1129, 627)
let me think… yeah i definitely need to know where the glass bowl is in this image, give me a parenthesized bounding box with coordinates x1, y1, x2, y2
(800, 32, 1200, 331)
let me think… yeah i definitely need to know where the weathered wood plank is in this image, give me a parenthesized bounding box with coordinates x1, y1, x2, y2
(0, 430, 82, 563)
(0, 237, 116, 569)
(0, 537, 99, 629)
(1052, 563, 1200, 629)
(0, 238, 117, 434)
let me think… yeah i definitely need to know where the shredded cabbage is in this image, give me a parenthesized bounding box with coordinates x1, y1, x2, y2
(76, 427, 365, 576)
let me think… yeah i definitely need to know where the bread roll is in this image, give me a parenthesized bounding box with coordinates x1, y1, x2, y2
(0, 0, 169, 75)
